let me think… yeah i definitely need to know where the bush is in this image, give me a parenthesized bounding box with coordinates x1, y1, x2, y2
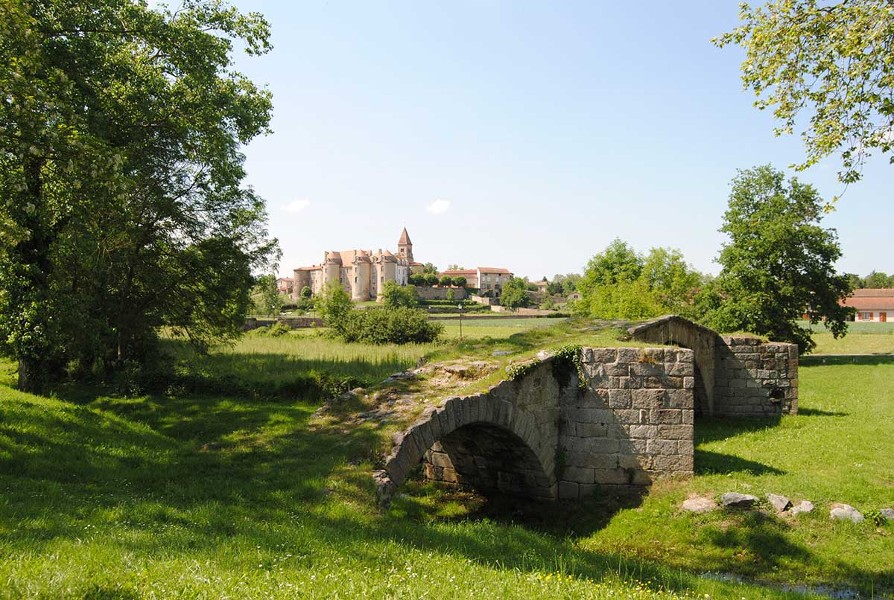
(452, 276, 467, 288)
(439, 275, 453, 286)
(340, 307, 443, 344)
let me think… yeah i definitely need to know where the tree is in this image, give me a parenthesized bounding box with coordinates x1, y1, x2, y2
(381, 281, 417, 309)
(577, 241, 704, 320)
(439, 275, 453, 287)
(705, 165, 853, 352)
(714, 1, 894, 184)
(499, 277, 530, 310)
(423, 273, 439, 287)
(422, 263, 438, 274)
(316, 283, 353, 335)
(861, 271, 894, 288)
(451, 276, 467, 288)
(252, 275, 281, 316)
(0, 0, 274, 391)
(447, 264, 465, 270)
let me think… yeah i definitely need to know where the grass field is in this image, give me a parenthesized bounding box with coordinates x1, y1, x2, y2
(0, 319, 892, 598)
(806, 321, 894, 355)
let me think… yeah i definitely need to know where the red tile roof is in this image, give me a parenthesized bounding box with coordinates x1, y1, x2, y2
(478, 267, 512, 274)
(842, 289, 894, 310)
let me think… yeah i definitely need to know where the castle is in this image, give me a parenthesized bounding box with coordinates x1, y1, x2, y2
(292, 228, 424, 301)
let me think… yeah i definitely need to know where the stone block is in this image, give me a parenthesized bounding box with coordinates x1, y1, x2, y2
(608, 389, 632, 408)
(628, 424, 657, 439)
(650, 409, 682, 425)
(664, 389, 692, 409)
(658, 424, 692, 440)
(429, 451, 454, 469)
(681, 410, 694, 425)
(588, 437, 620, 454)
(604, 362, 630, 376)
(646, 438, 677, 455)
(563, 466, 595, 484)
(653, 453, 688, 473)
(613, 409, 642, 425)
(558, 481, 579, 500)
(578, 483, 599, 497)
(631, 389, 664, 409)
(664, 362, 692, 377)
(618, 454, 648, 470)
(593, 468, 633, 485)
(616, 348, 641, 363)
(630, 362, 665, 377)
(576, 421, 610, 438)
(643, 376, 667, 389)
(683, 377, 695, 389)
(588, 348, 617, 365)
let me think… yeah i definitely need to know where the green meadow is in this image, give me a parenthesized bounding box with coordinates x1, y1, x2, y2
(0, 319, 892, 598)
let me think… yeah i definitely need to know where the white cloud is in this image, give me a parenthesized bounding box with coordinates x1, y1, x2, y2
(283, 199, 311, 214)
(427, 199, 451, 215)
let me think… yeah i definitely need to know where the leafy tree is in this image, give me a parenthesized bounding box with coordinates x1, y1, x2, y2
(499, 277, 531, 309)
(447, 264, 465, 270)
(642, 248, 705, 316)
(0, 0, 274, 391)
(577, 241, 704, 320)
(252, 275, 281, 317)
(451, 276, 467, 288)
(300, 286, 313, 299)
(861, 271, 894, 288)
(439, 275, 453, 287)
(421, 263, 438, 274)
(705, 165, 853, 352)
(381, 281, 417, 309)
(423, 273, 439, 287)
(714, 0, 894, 184)
(317, 283, 353, 335)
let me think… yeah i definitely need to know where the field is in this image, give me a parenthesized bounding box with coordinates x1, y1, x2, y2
(806, 321, 894, 355)
(0, 318, 892, 598)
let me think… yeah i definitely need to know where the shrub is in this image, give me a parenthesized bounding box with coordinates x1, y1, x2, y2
(341, 307, 443, 344)
(439, 275, 453, 286)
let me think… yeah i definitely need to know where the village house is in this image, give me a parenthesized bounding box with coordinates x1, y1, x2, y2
(439, 267, 514, 295)
(843, 288, 894, 322)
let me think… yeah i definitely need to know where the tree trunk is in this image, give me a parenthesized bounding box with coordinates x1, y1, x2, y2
(17, 357, 43, 394)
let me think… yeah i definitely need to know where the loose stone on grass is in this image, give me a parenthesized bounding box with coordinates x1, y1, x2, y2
(789, 500, 815, 517)
(721, 492, 758, 509)
(830, 503, 864, 523)
(767, 493, 792, 512)
(681, 495, 717, 513)
(879, 508, 894, 521)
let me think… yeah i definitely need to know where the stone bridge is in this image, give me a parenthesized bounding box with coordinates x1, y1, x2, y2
(375, 346, 697, 506)
(374, 317, 799, 507)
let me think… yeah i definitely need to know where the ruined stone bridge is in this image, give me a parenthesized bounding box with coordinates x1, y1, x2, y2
(374, 317, 798, 506)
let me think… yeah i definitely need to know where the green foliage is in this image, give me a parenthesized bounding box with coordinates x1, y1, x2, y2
(714, 0, 894, 185)
(421, 262, 438, 274)
(423, 273, 440, 287)
(0, 0, 275, 391)
(552, 344, 586, 390)
(340, 307, 443, 345)
(452, 276, 467, 288)
(316, 283, 353, 335)
(446, 288, 456, 302)
(577, 240, 704, 320)
(300, 286, 313, 299)
(381, 281, 418, 309)
(407, 273, 423, 286)
(548, 273, 580, 296)
(439, 275, 453, 286)
(703, 165, 853, 352)
(499, 277, 531, 309)
(252, 274, 282, 316)
(854, 271, 894, 288)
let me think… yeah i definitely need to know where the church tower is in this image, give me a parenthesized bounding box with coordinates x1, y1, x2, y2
(397, 227, 414, 263)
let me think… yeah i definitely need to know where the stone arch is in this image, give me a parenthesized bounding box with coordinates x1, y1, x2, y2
(375, 390, 556, 507)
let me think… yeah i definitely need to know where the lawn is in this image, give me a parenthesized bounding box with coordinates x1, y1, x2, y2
(0, 319, 892, 598)
(806, 320, 894, 355)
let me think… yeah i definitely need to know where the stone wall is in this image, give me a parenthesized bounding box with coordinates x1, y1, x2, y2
(413, 286, 468, 301)
(716, 337, 798, 416)
(629, 316, 798, 418)
(557, 347, 694, 499)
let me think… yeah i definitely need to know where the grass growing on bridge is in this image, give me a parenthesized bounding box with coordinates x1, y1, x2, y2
(1, 318, 892, 597)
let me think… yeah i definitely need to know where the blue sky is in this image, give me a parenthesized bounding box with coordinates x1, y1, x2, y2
(222, 1, 893, 280)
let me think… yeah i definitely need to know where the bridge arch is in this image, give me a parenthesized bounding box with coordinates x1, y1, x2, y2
(375, 386, 557, 507)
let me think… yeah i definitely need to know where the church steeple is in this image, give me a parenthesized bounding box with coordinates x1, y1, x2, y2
(397, 227, 413, 262)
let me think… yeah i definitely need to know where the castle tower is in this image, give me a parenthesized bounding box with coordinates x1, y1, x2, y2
(397, 227, 413, 263)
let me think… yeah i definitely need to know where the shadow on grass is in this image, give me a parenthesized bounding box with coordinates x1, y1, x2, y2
(800, 354, 894, 366)
(695, 449, 785, 476)
(694, 416, 781, 445)
(796, 407, 848, 417)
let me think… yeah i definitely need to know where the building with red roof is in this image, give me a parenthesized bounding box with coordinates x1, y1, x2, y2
(843, 288, 894, 322)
